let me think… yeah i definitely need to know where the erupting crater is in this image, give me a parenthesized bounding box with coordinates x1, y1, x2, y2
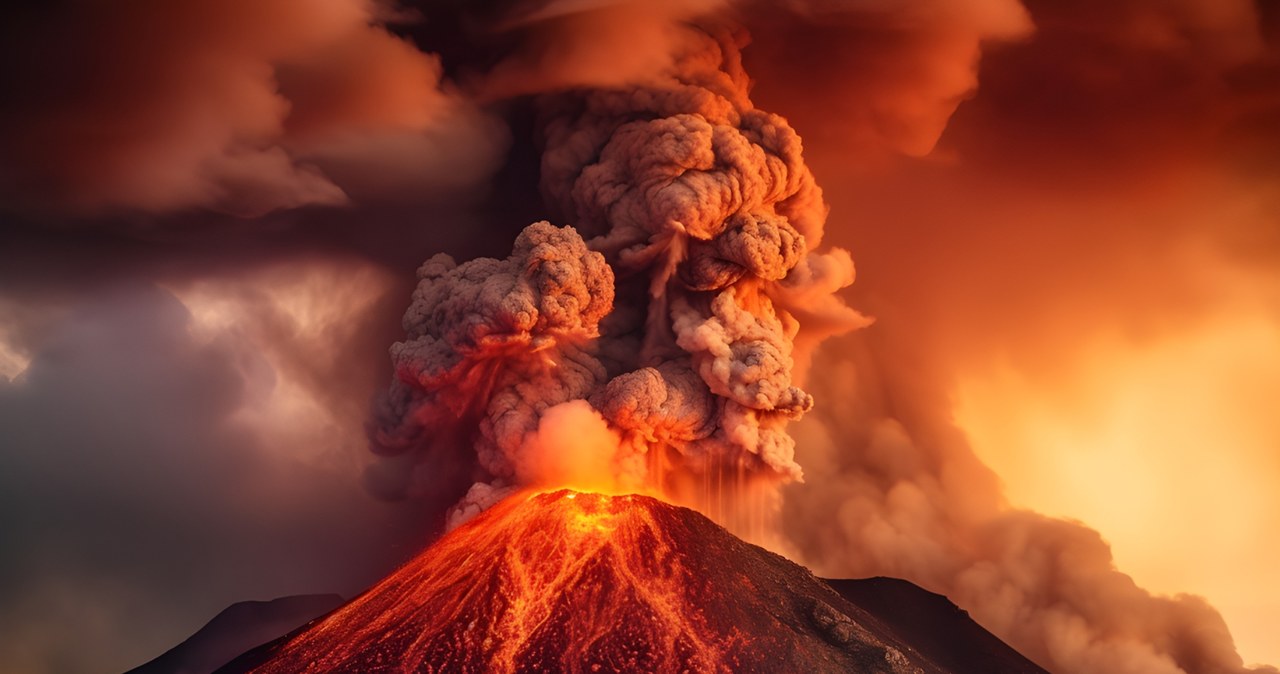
(224, 490, 947, 673)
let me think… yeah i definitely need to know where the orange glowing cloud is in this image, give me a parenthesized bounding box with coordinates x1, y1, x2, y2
(0, 0, 506, 216)
(747, 0, 1279, 670)
(2, 1, 1276, 672)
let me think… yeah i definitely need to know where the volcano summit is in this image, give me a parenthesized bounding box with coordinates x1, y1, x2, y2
(218, 490, 1044, 673)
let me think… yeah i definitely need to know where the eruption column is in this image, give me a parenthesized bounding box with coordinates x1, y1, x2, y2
(370, 26, 868, 536)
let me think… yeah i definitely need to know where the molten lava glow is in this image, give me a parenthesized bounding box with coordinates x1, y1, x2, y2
(246, 488, 937, 673)
(251, 490, 747, 673)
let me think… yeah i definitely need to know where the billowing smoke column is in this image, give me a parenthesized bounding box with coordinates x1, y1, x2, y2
(370, 25, 867, 532)
(365, 5, 1279, 674)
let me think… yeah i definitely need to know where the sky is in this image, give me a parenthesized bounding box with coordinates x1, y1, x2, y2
(0, 1, 1277, 673)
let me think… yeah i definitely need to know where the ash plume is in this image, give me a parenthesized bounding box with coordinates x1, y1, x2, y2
(370, 23, 868, 530)
(370, 2, 1280, 674)
(759, 2, 1280, 674)
(787, 337, 1280, 674)
(6, 1, 1264, 673)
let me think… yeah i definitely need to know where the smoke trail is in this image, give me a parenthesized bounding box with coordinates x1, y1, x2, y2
(369, 2, 1278, 673)
(767, 1, 1280, 671)
(370, 24, 868, 532)
(786, 333, 1280, 674)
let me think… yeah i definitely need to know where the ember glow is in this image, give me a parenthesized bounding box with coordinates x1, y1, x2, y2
(368, 26, 868, 540)
(247, 490, 739, 673)
(0, 1, 1277, 673)
(241, 489, 934, 674)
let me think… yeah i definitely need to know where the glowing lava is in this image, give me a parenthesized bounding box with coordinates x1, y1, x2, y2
(234, 490, 932, 673)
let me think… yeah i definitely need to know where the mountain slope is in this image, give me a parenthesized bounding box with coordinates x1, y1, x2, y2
(826, 577, 1049, 674)
(215, 490, 1045, 673)
(225, 490, 930, 672)
(125, 594, 343, 674)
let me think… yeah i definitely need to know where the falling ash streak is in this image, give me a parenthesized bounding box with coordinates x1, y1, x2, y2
(367, 24, 868, 542)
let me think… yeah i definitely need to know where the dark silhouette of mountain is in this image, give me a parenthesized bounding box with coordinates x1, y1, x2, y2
(201, 490, 1047, 673)
(826, 577, 1048, 674)
(124, 594, 343, 674)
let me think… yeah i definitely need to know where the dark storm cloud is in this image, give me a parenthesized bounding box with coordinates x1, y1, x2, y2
(0, 285, 433, 673)
(0, 1, 1277, 673)
(0, 3, 534, 674)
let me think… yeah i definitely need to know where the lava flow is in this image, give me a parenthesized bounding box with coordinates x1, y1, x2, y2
(229, 490, 933, 674)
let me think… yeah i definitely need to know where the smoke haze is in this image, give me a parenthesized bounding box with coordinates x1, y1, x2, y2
(750, 2, 1280, 670)
(0, 0, 507, 216)
(0, 0, 1276, 673)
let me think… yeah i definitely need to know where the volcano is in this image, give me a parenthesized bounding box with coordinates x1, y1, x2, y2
(213, 490, 1045, 673)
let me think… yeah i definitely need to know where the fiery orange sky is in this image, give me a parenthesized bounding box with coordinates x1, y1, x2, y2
(955, 310, 1280, 667)
(0, 1, 1277, 673)
(747, 0, 1279, 668)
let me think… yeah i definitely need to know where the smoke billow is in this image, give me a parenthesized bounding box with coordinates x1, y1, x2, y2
(0, 0, 507, 216)
(370, 23, 868, 532)
(368, 222, 615, 506)
(759, 1, 1280, 673)
(0, 0, 1273, 673)
(370, 1, 1278, 673)
(787, 338, 1279, 674)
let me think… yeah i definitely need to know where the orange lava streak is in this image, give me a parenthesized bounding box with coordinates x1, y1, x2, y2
(250, 490, 745, 673)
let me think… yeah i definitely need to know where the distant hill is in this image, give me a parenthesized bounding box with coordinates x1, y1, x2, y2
(826, 577, 1047, 674)
(125, 594, 343, 674)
